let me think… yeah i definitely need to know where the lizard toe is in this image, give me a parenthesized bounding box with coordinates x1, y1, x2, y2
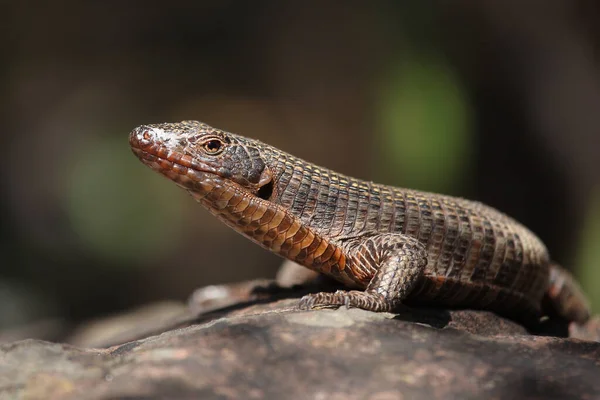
(298, 290, 395, 312)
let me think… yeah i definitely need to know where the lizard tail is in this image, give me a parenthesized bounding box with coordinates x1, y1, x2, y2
(543, 263, 591, 324)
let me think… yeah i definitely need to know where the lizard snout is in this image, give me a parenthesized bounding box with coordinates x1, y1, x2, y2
(129, 125, 156, 151)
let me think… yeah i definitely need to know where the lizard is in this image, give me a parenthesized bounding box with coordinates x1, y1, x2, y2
(129, 120, 591, 326)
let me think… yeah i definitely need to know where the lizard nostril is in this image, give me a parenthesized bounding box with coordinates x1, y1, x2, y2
(129, 125, 155, 150)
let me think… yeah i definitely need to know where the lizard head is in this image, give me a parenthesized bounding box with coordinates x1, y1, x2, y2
(129, 120, 274, 201)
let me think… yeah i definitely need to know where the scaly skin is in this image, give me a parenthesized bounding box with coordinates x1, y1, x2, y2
(129, 120, 591, 325)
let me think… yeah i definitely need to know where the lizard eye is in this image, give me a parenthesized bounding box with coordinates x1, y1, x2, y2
(202, 138, 225, 155)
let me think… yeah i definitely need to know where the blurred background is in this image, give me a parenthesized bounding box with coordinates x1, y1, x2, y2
(2, 1, 599, 339)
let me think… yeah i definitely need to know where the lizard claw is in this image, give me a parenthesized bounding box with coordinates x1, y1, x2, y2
(298, 292, 331, 310)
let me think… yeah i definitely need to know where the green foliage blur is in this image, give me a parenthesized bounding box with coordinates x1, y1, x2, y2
(577, 192, 600, 312)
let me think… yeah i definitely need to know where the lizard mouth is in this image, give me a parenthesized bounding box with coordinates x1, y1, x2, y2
(129, 127, 222, 190)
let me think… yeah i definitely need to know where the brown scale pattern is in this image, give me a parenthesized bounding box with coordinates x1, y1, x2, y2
(129, 120, 591, 324)
(261, 149, 552, 317)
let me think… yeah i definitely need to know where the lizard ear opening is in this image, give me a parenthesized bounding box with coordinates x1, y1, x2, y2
(256, 168, 274, 200)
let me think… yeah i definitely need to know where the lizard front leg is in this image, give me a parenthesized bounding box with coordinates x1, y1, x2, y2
(298, 233, 428, 312)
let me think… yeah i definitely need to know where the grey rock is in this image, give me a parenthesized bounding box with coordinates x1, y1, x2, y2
(0, 283, 599, 400)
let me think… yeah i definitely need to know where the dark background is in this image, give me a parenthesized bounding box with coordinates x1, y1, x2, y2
(2, 1, 599, 334)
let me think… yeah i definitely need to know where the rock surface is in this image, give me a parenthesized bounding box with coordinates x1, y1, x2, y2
(0, 282, 599, 400)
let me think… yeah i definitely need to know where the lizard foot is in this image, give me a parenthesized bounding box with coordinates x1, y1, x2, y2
(298, 290, 396, 312)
